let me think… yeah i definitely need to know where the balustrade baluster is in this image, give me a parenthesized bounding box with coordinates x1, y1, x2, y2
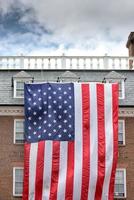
(83, 58, 86, 69)
(41, 58, 44, 69)
(35, 59, 37, 69)
(48, 58, 51, 69)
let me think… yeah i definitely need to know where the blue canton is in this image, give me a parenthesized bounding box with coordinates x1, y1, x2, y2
(24, 83, 75, 143)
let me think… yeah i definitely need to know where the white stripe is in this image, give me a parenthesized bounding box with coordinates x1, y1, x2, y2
(42, 141, 53, 200)
(88, 83, 98, 200)
(57, 142, 68, 200)
(73, 83, 83, 200)
(102, 84, 113, 200)
(29, 143, 38, 200)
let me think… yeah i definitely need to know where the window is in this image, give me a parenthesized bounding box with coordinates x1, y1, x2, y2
(14, 119, 24, 144)
(118, 80, 125, 99)
(118, 120, 125, 145)
(114, 169, 126, 198)
(13, 167, 23, 196)
(14, 80, 25, 98)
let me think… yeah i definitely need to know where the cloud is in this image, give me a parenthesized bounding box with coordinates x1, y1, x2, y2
(0, 0, 133, 55)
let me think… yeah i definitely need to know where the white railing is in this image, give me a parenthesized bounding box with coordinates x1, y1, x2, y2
(0, 55, 133, 70)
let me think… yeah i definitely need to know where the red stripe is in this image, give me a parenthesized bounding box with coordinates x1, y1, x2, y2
(109, 84, 119, 200)
(22, 143, 31, 200)
(95, 84, 106, 200)
(65, 141, 74, 199)
(35, 141, 45, 200)
(80, 84, 90, 200)
(49, 141, 60, 200)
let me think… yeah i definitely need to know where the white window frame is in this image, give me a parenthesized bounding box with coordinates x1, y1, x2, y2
(118, 119, 125, 145)
(13, 167, 24, 197)
(14, 79, 25, 98)
(106, 79, 125, 100)
(119, 80, 125, 100)
(14, 119, 25, 144)
(114, 168, 127, 199)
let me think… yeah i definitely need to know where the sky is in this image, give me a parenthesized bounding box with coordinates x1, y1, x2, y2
(0, 0, 133, 56)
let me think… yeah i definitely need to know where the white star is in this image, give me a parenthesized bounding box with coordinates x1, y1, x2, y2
(33, 93, 36, 96)
(48, 87, 51, 90)
(58, 115, 62, 119)
(38, 116, 42, 120)
(69, 115, 72, 118)
(44, 129, 46, 133)
(44, 101, 47, 105)
(48, 123, 51, 127)
(43, 111, 47, 115)
(38, 126, 41, 129)
(28, 107, 31, 110)
(68, 134, 72, 138)
(53, 110, 57, 114)
(33, 112, 37, 115)
(64, 91, 67, 94)
(28, 98, 31, 101)
(33, 122, 37, 125)
(43, 120, 47, 124)
(69, 124, 72, 128)
(58, 134, 62, 138)
(28, 89, 31, 92)
(38, 98, 42, 101)
(33, 131, 36, 135)
(39, 106, 42, 110)
(43, 92, 46, 95)
(38, 135, 41, 138)
(63, 129, 67, 133)
(48, 96, 52, 99)
(48, 133, 52, 136)
(58, 105, 62, 109)
(28, 126, 31, 130)
(69, 105, 72, 109)
(53, 119, 57, 123)
(53, 100, 57, 104)
(28, 117, 32, 120)
(53, 129, 56, 132)
(58, 125, 62, 128)
(38, 89, 41, 92)
(53, 91, 56, 95)
(69, 96, 72, 99)
(58, 87, 61, 90)
(58, 96, 62, 99)
(64, 120, 67, 123)
(64, 100, 67, 104)
(63, 110, 67, 113)
(68, 87, 71, 90)
(33, 102, 36, 105)
(48, 114, 52, 118)
(48, 105, 52, 109)
(28, 135, 31, 139)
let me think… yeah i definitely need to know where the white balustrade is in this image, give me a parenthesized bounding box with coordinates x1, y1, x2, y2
(0, 55, 133, 70)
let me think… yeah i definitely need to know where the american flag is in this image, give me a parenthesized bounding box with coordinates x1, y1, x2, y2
(23, 82, 118, 200)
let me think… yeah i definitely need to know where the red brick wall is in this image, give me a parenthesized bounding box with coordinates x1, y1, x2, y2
(0, 116, 134, 200)
(0, 116, 23, 200)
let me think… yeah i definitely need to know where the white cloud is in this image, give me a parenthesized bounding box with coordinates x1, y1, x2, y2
(0, 0, 133, 55)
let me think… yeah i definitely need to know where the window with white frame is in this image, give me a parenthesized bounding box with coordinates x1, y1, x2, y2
(118, 120, 125, 145)
(14, 80, 25, 98)
(114, 168, 126, 198)
(118, 80, 125, 99)
(14, 119, 24, 144)
(13, 167, 23, 196)
(106, 79, 125, 99)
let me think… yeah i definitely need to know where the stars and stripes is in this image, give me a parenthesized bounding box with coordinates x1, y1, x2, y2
(23, 82, 118, 200)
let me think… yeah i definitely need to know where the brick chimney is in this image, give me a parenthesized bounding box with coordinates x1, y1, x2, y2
(126, 32, 134, 69)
